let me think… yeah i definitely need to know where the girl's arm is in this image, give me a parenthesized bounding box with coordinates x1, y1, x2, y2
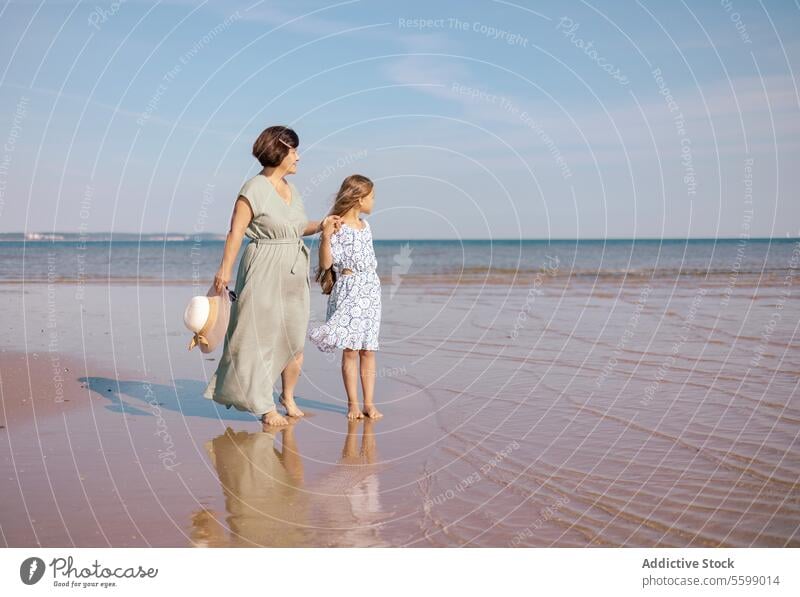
(213, 196, 252, 294)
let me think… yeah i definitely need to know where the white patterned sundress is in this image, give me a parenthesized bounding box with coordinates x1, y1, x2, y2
(308, 219, 381, 352)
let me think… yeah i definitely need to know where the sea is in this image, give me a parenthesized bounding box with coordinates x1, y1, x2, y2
(1, 237, 798, 284)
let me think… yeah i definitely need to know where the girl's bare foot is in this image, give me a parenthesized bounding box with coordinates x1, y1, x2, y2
(347, 404, 364, 420)
(261, 409, 289, 426)
(279, 393, 305, 417)
(363, 405, 383, 419)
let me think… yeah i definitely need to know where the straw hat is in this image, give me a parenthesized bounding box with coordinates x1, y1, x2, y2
(184, 285, 233, 353)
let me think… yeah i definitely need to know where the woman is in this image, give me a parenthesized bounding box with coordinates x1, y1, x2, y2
(203, 125, 341, 426)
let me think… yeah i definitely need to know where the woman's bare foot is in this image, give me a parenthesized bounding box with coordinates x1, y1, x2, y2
(347, 404, 364, 420)
(363, 404, 383, 419)
(261, 409, 289, 426)
(279, 393, 304, 417)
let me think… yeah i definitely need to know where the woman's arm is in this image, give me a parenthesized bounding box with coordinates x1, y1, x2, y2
(318, 218, 337, 270)
(302, 220, 322, 236)
(302, 214, 341, 237)
(213, 196, 252, 294)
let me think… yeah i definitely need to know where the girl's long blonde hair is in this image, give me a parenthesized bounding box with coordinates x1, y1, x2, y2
(315, 174, 374, 295)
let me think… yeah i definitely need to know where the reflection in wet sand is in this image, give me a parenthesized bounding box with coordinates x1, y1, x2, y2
(191, 425, 308, 547)
(191, 420, 387, 547)
(312, 419, 389, 547)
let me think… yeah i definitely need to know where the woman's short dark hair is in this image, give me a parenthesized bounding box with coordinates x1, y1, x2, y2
(252, 126, 299, 167)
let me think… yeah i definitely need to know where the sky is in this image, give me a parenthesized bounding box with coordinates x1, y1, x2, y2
(0, 0, 798, 239)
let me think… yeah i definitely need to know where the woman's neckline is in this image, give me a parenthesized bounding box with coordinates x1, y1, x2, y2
(258, 173, 293, 207)
(341, 219, 366, 231)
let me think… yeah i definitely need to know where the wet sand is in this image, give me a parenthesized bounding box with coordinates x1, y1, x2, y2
(0, 273, 798, 547)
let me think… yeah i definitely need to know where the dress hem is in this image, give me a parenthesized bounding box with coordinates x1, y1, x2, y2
(312, 343, 379, 352)
(202, 346, 304, 416)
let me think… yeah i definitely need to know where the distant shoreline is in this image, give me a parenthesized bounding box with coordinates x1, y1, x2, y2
(1, 234, 798, 243)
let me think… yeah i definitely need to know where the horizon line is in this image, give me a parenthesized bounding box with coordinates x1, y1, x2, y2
(2, 233, 798, 242)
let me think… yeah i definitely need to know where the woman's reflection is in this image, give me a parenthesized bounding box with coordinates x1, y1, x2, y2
(191, 419, 386, 547)
(191, 423, 307, 547)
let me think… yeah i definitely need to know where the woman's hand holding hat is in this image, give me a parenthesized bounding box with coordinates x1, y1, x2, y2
(184, 283, 233, 353)
(213, 266, 230, 295)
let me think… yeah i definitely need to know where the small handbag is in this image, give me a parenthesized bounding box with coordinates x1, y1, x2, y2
(183, 283, 236, 353)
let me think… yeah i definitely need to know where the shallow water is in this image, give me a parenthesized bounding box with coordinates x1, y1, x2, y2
(388, 274, 799, 546)
(1, 263, 798, 546)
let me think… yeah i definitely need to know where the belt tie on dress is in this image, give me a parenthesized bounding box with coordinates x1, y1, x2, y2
(249, 237, 310, 274)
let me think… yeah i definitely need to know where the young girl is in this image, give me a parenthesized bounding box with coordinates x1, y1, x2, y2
(309, 175, 383, 420)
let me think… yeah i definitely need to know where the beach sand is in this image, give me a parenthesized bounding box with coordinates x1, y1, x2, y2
(1, 273, 798, 547)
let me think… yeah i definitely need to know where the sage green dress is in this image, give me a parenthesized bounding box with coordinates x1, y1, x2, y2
(203, 174, 310, 417)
